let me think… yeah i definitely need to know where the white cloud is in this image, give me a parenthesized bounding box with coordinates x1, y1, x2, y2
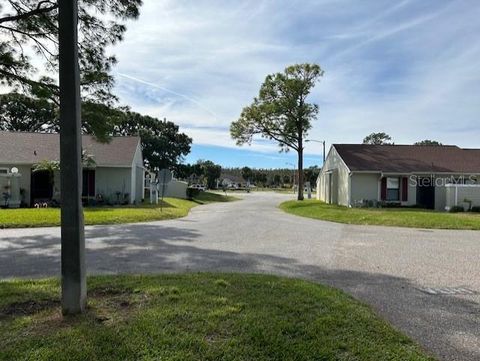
(109, 0, 480, 156)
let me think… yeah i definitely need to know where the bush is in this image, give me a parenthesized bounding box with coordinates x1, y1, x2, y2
(470, 206, 480, 213)
(187, 187, 201, 200)
(449, 206, 465, 213)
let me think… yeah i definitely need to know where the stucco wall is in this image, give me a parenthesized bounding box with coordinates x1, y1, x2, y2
(95, 167, 132, 203)
(350, 173, 379, 204)
(317, 147, 350, 206)
(130, 141, 144, 204)
(134, 166, 144, 203)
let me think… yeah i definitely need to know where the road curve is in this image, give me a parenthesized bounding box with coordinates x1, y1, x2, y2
(1, 192, 479, 361)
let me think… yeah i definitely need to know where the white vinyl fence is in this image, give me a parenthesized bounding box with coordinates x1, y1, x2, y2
(445, 184, 480, 211)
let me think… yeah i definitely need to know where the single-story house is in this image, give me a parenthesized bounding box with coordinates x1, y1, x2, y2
(317, 144, 480, 211)
(0, 131, 144, 207)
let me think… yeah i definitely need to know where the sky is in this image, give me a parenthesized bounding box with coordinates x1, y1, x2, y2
(110, 0, 480, 168)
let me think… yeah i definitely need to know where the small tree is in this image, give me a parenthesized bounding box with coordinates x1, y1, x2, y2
(363, 132, 393, 145)
(198, 160, 221, 189)
(241, 166, 253, 183)
(230, 64, 324, 200)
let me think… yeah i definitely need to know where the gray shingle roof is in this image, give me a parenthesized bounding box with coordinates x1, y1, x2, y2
(333, 144, 480, 173)
(0, 131, 140, 167)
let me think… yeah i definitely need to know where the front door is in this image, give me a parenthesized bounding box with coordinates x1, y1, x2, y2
(82, 169, 95, 198)
(31, 170, 53, 203)
(416, 177, 435, 209)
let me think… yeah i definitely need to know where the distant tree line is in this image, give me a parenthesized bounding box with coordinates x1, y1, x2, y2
(220, 166, 320, 188)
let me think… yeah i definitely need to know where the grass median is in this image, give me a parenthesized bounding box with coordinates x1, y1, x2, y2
(280, 199, 480, 230)
(0, 273, 434, 361)
(0, 192, 239, 229)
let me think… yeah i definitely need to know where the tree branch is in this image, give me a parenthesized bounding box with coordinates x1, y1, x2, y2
(0, 2, 57, 24)
(0, 68, 58, 91)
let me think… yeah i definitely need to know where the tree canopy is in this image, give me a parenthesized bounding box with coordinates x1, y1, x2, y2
(0, 92, 56, 132)
(230, 63, 323, 200)
(113, 111, 192, 171)
(414, 140, 443, 146)
(0, 92, 123, 142)
(0, 0, 142, 140)
(241, 166, 253, 182)
(363, 132, 393, 145)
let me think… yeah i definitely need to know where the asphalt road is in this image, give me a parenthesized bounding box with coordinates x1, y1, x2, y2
(1, 192, 479, 361)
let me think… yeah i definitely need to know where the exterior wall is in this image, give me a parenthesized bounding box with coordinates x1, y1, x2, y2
(164, 180, 188, 199)
(0, 164, 32, 206)
(95, 167, 132, 203)
(1, 139, 145, 206)
(408, 174, 479, 210)
(350, 173, 380, 205)
(445, 185, 480, 210)
(316, 147, 350, 206)
(406, 178, 417, 206)
(130, 141, 144, 204)
(134, 166, 144, 203)
(435, 184, 447, 211)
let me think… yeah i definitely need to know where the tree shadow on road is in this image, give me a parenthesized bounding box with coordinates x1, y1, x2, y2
(1, 223, 479, 361)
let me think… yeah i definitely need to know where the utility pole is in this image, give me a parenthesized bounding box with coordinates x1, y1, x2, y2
(59, 0, 86, 314)
(306, 139, 326, 164)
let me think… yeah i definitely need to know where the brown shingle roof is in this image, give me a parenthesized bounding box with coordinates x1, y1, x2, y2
(0, 131, 140, 167)
(333, 144, 480, 173)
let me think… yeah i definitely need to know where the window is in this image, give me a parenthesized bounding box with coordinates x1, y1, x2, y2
(386, 177, 400, 201)
(0, 168, 8, 174)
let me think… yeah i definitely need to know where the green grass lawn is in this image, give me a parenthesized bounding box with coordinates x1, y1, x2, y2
(280, 200, 480, 230)
(0, 273, 434, 361)
(0, 192, 238, 229)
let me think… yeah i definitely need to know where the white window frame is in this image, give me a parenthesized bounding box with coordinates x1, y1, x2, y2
(386, 177, 400, 201)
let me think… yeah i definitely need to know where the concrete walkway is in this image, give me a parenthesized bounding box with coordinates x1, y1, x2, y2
(1, 192, 479, 360)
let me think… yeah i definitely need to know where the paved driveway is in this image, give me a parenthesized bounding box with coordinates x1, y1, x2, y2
(1, 192, 479, 361)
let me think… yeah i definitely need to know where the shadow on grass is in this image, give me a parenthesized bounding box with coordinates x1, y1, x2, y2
(85, 200, 177, 211)
(0, 223, 479, 360)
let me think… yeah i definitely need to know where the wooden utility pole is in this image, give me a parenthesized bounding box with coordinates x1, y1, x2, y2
(58, 0, 86, 314)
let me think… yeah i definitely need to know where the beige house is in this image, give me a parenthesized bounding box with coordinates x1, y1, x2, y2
(317, 144, 480, 211)
(0, 131, 144, 207)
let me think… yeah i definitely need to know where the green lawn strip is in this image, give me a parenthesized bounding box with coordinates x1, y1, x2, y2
(0, 192, 238, 228)
(0, 273, 434, 361)
(280, 200, 480, 230)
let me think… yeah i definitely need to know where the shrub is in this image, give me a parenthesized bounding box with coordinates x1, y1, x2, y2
(470, 206, 480, 213)
(449, 206, 465, 213)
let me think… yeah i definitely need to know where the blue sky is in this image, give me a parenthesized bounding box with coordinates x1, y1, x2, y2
(110, 0, 480, 168)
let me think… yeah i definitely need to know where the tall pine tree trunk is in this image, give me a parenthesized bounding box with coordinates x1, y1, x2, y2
(297, 147, 304, 201)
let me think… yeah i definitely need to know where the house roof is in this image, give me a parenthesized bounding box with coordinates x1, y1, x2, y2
(333, 144, 480, 174)
(0, 131, 140, 167)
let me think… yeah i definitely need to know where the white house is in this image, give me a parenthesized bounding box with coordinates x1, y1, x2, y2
(0, 131, 145, 207)
(317, 144, 480, 211)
